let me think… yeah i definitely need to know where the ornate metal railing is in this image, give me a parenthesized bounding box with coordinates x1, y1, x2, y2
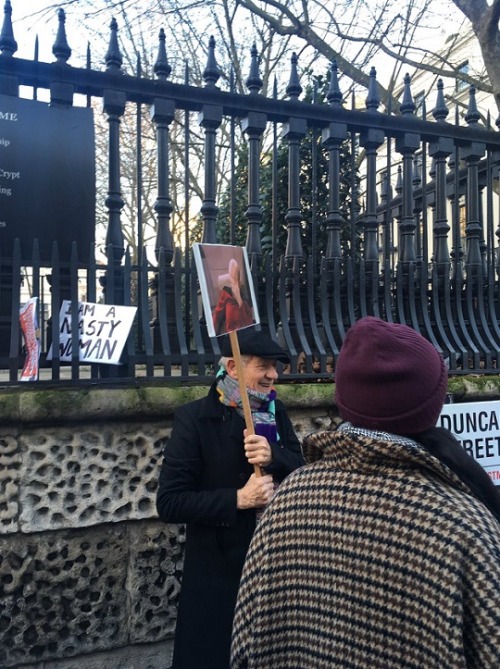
(1, 2, 500, 384)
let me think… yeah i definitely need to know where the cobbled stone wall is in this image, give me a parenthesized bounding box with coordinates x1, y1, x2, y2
(0, 383, 337, 669)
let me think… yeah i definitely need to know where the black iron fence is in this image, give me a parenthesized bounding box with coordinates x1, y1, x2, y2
(2, 3, 500, 385)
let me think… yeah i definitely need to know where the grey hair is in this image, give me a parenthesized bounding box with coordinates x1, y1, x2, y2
(218, 354, 252, 370)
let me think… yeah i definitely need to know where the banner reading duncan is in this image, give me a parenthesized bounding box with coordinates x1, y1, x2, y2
(438, 400, 500, 486)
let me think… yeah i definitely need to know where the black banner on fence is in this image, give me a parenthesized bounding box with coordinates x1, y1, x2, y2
(0, 94, 95, 263)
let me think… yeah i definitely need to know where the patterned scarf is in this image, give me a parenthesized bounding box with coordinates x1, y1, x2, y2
(216, 368, 279, 443)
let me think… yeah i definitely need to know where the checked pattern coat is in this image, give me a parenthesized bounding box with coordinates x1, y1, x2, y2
(231, 424, 500, 669)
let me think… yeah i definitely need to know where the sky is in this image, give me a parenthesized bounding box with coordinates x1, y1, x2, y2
(11, 0, 466, 66)
(7, 0, 472, 95)
(10, 1, 94, 65)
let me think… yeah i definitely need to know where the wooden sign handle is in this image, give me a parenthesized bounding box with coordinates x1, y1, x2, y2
(229, 330, 261, 477)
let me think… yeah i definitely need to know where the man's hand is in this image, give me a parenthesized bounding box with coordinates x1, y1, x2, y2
(237, 472, 275, 509)
(244, 429, 273, 468)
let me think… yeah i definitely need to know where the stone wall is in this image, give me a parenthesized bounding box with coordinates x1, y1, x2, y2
(0, 377, 498, 668)
(0, 382, 337, 669)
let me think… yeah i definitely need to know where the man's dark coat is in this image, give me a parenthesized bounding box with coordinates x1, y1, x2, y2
(156, 382, 304, 669)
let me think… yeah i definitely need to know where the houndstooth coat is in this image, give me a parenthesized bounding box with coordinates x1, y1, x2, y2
(231, 424, 500, 669)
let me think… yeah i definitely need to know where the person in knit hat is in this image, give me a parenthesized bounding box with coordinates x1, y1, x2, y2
(334, 316, 448, 435)
(231, 317, 500, 669)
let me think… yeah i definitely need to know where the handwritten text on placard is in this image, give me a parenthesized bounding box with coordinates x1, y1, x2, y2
(47, 301, 137, 365)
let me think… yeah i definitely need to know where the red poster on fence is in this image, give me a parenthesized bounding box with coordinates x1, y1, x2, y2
(193, 243, 260, 338)
(19, 297, 40, 382)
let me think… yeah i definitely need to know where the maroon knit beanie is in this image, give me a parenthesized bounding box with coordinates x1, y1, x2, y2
(335, 317, 448, 436)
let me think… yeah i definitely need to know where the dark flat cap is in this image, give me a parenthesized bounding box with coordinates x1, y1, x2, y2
(220, 328, 289, 362)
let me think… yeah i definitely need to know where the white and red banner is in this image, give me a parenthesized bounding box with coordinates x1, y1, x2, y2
(438, 401, 500, 486)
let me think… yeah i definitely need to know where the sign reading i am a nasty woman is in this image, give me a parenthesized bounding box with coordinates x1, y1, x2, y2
(47, 301, 137, 365)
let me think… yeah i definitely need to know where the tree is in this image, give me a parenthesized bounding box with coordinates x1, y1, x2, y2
(235, 0, 496, 109)
(451, 0, 500, 111)
(20, 0, 500, 111)
(14, 0, 287, 259)
(216, 72, 360, 263)
(14, 0, 500, 268)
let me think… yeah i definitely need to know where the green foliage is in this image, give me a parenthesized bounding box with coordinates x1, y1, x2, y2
(215, 73, 361, 264)
(216, 142, 251, 247)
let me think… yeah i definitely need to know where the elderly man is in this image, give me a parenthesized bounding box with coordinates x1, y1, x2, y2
(156, 328, 304, 669)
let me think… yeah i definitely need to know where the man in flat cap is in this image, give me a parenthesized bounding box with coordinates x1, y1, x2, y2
(156, 327, 304, 669)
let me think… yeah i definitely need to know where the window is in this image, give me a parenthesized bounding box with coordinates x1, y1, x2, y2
(456, 61, 469, 93)
(414, 91, 425, 116)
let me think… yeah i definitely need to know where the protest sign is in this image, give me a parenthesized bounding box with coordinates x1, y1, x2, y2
(193, 243, 261, 475)
(438, 400, 500, 486)
(192, 243, 259, 338)
(19, 296, 40, 381)
(47, 301, 137, 365)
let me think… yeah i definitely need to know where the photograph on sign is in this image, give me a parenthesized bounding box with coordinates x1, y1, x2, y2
(47, 301, 137, 365)
(193, 243, 259, 338)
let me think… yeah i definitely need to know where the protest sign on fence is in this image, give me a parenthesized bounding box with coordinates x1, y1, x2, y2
(19, 296, 40, 382)
(438, 400, 500, 486)
(47, 301, 137, 365)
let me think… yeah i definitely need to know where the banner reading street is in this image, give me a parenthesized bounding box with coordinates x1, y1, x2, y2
(438, 400, 500, 486)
